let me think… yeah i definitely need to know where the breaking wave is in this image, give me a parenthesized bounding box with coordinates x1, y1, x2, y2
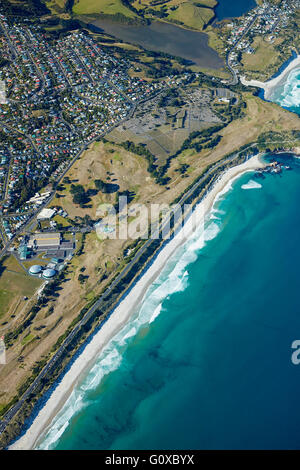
(37, 171, 244, 450)
(268, 66, 300, 111)
(241, 180, 262, 190)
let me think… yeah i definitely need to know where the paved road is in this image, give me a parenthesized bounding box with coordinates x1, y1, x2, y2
(0, 80, 170, 256)
(226, 14, 259, 85)
(1, 146, 11, 203)
(0, 1, 296, 439)
(0, 143, 259, 437)
(0, 99, 137, 254)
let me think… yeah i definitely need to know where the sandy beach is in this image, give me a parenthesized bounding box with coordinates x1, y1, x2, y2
(240, 54, 300, 99)
(9, 154, 265, 450)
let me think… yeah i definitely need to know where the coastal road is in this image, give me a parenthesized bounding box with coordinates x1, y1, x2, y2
(0, 142, 260, 438)
(2, 138, 298, 435)
(226, 13, 259, 85)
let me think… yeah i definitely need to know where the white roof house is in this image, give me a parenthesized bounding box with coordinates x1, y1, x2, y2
(37, 208, 56, 220)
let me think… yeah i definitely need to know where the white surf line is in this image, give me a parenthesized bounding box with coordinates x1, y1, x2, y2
(9, 154, 265, 451)
(240, 54, 300, 99)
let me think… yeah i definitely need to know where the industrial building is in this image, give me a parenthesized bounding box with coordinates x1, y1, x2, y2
(27, 232, 61, 250)
(18, 244, 31, 260)
(18, 230, 75, 267)
(28, 264, 57, 279)
(36, 208, 56, 221)
(42, 268, 56, 279)
(28, 264, 43, 275)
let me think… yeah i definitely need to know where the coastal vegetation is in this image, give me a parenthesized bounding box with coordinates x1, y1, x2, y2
(210, 2, 300, 82)
(0, 257, 42, 322)
(1, 87, 300, 444)
(2, 0, 300, 450)
(0, 146, 255, 450)
(72, 0, 138, 18)
(70, 0, 217, 30)
(241, 36, 282, 76)
(0, 0, 50, 17)
(70, 184, 90, 207)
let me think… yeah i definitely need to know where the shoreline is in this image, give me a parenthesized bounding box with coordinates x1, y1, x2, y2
(86, 19, 224, 69)
(240, 54, 300, 99)
(9, 154, 265, 450)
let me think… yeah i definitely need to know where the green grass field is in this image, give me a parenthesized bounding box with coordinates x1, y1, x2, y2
(72, 0, 137, 17)
(72, 0, 215, 29)
(21, 333, 35, 346)
(167, 3, 215, 30)
(54, 214, 71, 227)
(196, 0, 216, 6)
(46, 0, 70, 15)
(241, 37, 280, 74)
(46, 0, 67, 9)
(1, 255, 24, 273)
(0, 257, 42, 320)
(22, 257, 49, 269)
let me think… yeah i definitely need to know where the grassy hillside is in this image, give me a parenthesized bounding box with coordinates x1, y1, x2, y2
(167, 2, 215, 30)
(72, 0, 216, 30)
(72, 0, 137, 17)
(132, 0, 217, 30)
(1, 88, 300, 439)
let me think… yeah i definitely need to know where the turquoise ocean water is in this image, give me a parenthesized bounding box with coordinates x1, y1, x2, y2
(37, 67, 300, 450)
(267, 65, 300, 114)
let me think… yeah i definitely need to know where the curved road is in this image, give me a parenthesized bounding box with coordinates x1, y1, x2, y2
(0, 143, 259, 437)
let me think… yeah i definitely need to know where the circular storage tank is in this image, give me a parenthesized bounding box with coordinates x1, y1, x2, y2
(42, 268, 56, 279)
(28, 264, 42, 275)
